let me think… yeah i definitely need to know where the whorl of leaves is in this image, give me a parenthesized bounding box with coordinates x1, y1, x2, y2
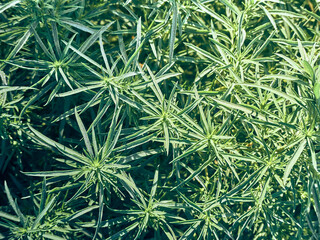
(1, 0, 320, 239)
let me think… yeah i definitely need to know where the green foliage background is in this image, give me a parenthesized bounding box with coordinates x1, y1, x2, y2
(1, 0, 320, 239)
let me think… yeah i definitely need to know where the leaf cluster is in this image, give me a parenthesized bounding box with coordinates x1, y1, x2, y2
(1, 0, 320, 239)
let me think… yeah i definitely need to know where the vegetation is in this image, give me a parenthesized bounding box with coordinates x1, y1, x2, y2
(1, 0, 320, 239)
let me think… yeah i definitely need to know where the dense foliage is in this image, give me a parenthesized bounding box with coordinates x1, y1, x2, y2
(1, 0, 320, 239)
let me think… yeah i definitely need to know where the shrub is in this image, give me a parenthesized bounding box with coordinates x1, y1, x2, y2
(1, 0, 320, 239)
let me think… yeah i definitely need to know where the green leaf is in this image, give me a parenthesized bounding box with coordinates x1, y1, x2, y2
(4, 181, 25, 226)
(23, 170, 81, 177)
(301, 60, 314, 79)
(75, 108, 94, 157)
(0, 0, 21, 14)
(60, 19, 95, 34)
(28, 125, 90, 165)
(70, 21, 114, 62)
(39, 177, 47, 214)
(106, 222, 139, 240)
(4, 22, 37, 63)
(169, 1, 178, 63)
(148, 166, 159, 206)
(43, 233, 66, 240)
(0, 211, 20, 222)
(283, 139, 306, 184)
(237, 83, 305, 107)
(32, 196, 56, 229)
